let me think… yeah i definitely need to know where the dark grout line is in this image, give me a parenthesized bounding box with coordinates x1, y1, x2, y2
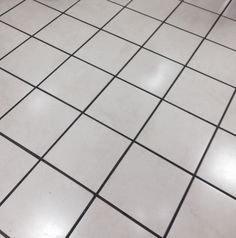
(0, 0, 26, 17)
(0, 229, 10, 238)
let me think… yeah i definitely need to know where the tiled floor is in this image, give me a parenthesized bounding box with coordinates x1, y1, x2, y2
(0, 0, 236, 237)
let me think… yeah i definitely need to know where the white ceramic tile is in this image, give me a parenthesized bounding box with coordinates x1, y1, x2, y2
(0, 69, 32, 117)
(36, 14, 97, 53)
(168, 179, 236, 238)
(0, 22, 27, 58)
(185, 0, 229, 13)
(88, 79, 158, 138)
(67, 0, 122, 27)
(37, 0, 77, 11)
(105, 8, 161, 44)
(138, 102, 215, 172)
(0, 38, 67, 85)
(40, 57, 111, 110)
(45, 115, 129, 191)
(0, 90, 78, 156)
(167, 68, 234, 123)
(224, 0, 236, 20)
(0, 0, 23, 15)
(129, 0, 180, 20)
(0, 136, 36, 202)
(76, 31, 138, 74)
(198, 130, 236, 197)
(145, 24, 201, 64)
(167, 3, 217, 36)
(110, 0, 130, 5)
(0, 163, 92, 238)
(1, 0, 59, 34)
(221, 96, 236, 134)
(101, 144, 190, 235)
(208, 17, 236, 50)
(119, 49, 183, 97)
(189, 41, 236, 87)
(71, 199, 155, 238)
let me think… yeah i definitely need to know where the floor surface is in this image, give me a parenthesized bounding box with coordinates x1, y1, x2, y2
(0, 0, 236, 237)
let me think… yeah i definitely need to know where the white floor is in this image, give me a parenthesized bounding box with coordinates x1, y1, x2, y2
(0, 0, 236, 237)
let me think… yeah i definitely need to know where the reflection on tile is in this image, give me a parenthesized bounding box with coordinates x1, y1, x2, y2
(168, 180, 236, 238)
(138, 103, 215, 172)
(105, 8, 161, 44)
(0, 136, 36, 202)
(36, 0, 77, 11)
(221, 96, 236, 134)
(0, 163, 92, 238)
(0, 90, 78, 156)
(185, 0, 229, 13)
(0, 0, 23, 15)
(0, 38, 67, 85)
(129, 0, 180, 20)
(88, 80, 158, 138)
(167, 3, 217, 36)
(71, 199, 155, 238)
(45, 115, 129, 191)
(40, 57, 111, 110)
(36, 14, 97, 53)
(208, 17, 236, 50)
(67, 0, 122, 27)
(189, 41, 236, 87)
(145, 24, 201, 64)
(101, 144, 190, 235)
(1, 0, 59, 34)
(224, 0, 236, 20)
(167, 68, 234, 123)
(199, 130, 236, 197)
(120, 49, 182, 97)
(0, 69, 32, 117)
(76, 31, 138, 74)
(0, 22, 27, 58)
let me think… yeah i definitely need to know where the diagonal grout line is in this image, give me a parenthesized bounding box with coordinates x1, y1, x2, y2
(0, 0, 26, 17)
(0, 229, 10, 238)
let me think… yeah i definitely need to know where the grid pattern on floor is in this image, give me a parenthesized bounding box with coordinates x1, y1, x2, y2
(0, 0, 236, 237)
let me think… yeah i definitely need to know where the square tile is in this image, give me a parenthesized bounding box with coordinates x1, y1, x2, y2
(221, 96, 236, 134)
(36, 15, 97, 53)
(168, 179, 236, 238)
(40, 58, 111, 110)
(0, 0, 23, 15)
(189, 41, 236, 87)
(119, 49, 183, 97)
(208, 17, 236, 50)
(198, 130, 236, 197)
(167, 68, 234, 124)
(0, 163, 92, 238)
(1, 0, 59, 34)
(185, 0, 229, 13)
(145, 24, 202, 64)
(104, 8, 161, 44)
(0, 22, 28, 58)
(0, 90, 78, 156)
(76, 31, 138, 74)
(67, 0, 122, 27)
(36, 0, 78, 11)
(101, 144, 190, 235)
(129, 0, 180, 20)
(70, 199, 155, 238)
(167, 3, 217, 36)
(0, 136, 36, 202)
(0, 69, 32, 117)
(138, 102, 215, 172)
(0, 38, 67, 85)
(45, 115, 129, 191)
(224, 0, 236, 20)
(88, 79, 158, 138)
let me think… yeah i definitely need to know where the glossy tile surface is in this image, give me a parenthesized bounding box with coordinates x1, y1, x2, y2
(0, 0, 236, 237)
(168, 180, 236, 238)
(101, 144, 191, 235)
(167, 3, 217, 36)
(0, 163, 92, 238)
